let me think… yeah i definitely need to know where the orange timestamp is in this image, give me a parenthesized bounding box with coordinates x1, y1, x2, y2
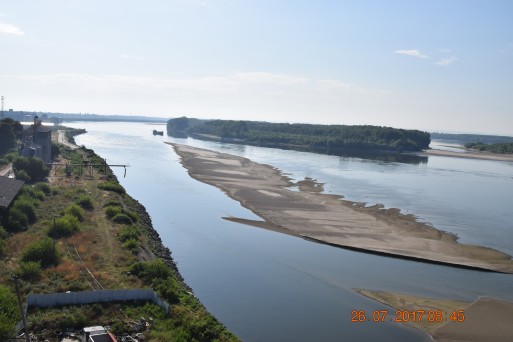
(351, 309, 465, 323)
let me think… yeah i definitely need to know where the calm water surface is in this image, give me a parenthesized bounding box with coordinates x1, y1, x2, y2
(69, 122, 513, 342)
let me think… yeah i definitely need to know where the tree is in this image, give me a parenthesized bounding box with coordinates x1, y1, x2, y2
(13, 156, 49, 182)
(0, 122, 17, 155)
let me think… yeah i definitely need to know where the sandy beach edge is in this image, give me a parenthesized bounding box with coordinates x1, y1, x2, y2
(413, 149, 513, 162)
(354, 289, 513, 342)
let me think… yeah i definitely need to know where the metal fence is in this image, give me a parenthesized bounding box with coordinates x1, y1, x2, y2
(26, 288, 170, 314)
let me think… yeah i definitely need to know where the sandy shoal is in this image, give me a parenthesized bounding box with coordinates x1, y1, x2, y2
(355, 289, 513, 342)
(170, 143, 513, 274)
(414, 149, 513, 162)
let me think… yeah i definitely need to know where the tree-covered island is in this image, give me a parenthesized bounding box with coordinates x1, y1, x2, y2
(167, 117, 431, 154)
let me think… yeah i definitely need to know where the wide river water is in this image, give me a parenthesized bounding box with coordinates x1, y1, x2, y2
(69, 121, 513, 342)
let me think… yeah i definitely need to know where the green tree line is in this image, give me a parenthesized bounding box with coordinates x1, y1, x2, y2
(167, 117, 431, 152)
(465, 142, 513, 154)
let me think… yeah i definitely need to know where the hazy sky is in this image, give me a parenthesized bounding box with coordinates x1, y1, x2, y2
(1, 0, 512, 134)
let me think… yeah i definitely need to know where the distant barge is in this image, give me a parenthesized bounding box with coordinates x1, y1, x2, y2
(153, 130, 164, 136)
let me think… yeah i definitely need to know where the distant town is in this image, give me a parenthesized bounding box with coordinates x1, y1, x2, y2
(1, 108, 167, 124)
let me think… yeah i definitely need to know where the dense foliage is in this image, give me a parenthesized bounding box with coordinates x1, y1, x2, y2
(431, 132, 513, 145)
(167, 117, 431, 152)
(98, 181, 126, 194)
(2, 185, 45, 232)
(22, 237, 58, 267)
(0, 118, 22, 156)
(13, 156, 50, 182)
(465, 142, 513, 154)
(0, 285, 20, 341)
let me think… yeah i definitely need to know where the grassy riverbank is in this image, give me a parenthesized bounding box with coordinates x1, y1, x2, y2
(0, 143, 238, 341)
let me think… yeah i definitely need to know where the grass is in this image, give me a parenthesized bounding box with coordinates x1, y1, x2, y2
(0, 145, 238, 341)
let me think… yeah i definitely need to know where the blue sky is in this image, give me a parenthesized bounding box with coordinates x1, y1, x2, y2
(1, 0, 512, 134)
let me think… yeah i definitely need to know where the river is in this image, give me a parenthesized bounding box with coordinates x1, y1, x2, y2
(68, 121, 513, 342)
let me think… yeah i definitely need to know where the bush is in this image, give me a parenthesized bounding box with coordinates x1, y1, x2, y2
(118, 225, 140, 243)
(76, 195, 94, 210)
(123, 238, 139, 252)
(11, 197, 37, 223)
(126, 210, 139, 223)
(131, 260, 172, 284)
(34, 182, 52, 195)
(13, 156, 49, 183)
(18, 261, 42, 281)
(19, 186, 45, 201)
(98, 181, 125, 194)
(51, 142, 61, 160)
(15, 169, 31, 181)
(103, 200, 121, 208)
(65, 204, 85, 222)
(104, 205, 122, 219)
(155, 277, 180, 304)
(4, 207, 29, 232)
(0, 285, 20, 341)
(112, 213, 133, 224)
(47, 215, 80, 238)
(22, 237, 58, 267)
(0, 239, 4, 256)
(0, 226, 7, 239)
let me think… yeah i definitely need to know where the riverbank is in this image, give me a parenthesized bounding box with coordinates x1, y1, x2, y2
(0, 142, 238, 341)
(170, 143, 513, 274)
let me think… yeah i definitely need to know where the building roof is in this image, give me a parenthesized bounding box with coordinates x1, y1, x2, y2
(0, 176, 24, 209)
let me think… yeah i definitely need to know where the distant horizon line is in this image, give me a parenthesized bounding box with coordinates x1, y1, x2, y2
(4, 109, 513, 138)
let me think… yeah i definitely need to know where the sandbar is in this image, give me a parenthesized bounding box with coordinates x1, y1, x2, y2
(169, 143, 513, 273)
(355, 289, 513, 342)
(415, 149, 513, 162)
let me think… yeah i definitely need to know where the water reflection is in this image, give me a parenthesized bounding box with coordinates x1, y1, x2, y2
(168, 132, 428, 165)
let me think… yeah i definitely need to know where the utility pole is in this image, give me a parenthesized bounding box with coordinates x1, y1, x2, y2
(1, 95, 4, 119)
(13, 275, 30, 342)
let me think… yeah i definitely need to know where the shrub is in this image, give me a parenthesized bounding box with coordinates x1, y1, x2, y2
(126, 210, 139, 223)
(76, 195, 94, 210)
(123, 238, 139, 253)
(15, 169, 31, 181)
(118, 225, 140, 243)
(11, 197, 37, 223)
(104, 205, 122, 219)
(65, 204, 85, 222)
(0, 226, 7, 239)
(13, 156, 49, 183)
(0, 239, 4, 256)
(112, 213, 133, 224)
(51, 142, 61, 160)
(4, 207, 29, 232)
(22, 237, 58, 267)
(0, 285, 20, 341)
(155, 277, 180, 304)
(98, 181, 125, 194)
(130, 259, 172, 284)
(110, 321, 130, 336)
(47, 215, 80, 238)
(34, 182, 52, 195)
(19, 186, 45, 201)
(103, 200, 121, 208)
(18, 261, 42, 281)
